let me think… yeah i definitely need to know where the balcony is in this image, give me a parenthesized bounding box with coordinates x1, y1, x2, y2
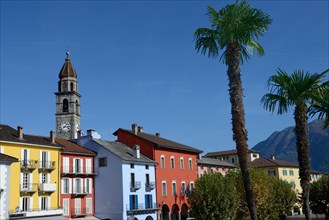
(9, 207, 63, 219)
(39, 183, 56, 192)
(130, 181, 141, 191)
(71, 208, 88, 218)
(126, 203, 159, 215)
(20, 183, 38, 194)
(61, 166, 97, 176)
(145, 182, 155, 191)
(20, 160, 38, 171)
(38, 161, 56, 171)
(72, 187, 90, 196)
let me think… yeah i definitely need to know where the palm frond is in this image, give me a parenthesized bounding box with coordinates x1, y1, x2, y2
(194, 28, 219, 58)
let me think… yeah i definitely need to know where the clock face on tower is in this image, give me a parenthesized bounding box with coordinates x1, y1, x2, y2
(59, 121, 71, 132)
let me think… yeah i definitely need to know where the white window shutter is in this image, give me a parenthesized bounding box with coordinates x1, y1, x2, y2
(89, 178, 92, 193)
(86, 159, 91, 173)
(47, 196, 50, 209)
(38, 197, 41, 210)
(39, 173, 42, 184)
(0, 147, 4, 153)
(30, 197, 33, 211)
(19, 197, 22, 211)
(27, 149, 30, 160)
(61, 179, 64, 194)
(73, 178, 76, 193)
(80, 178, 83, 193)
(73, 159, 76, 173)
(21, 149, 24, 160)
(47, 173, 50, 183)
(69, 178, 72, 194)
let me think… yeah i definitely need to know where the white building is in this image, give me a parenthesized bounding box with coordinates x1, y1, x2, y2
(77, 130, 158, 220)
(0, 153, 18, 220)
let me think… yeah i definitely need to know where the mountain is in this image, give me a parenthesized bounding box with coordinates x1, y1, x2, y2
(252, 120, 329, 173)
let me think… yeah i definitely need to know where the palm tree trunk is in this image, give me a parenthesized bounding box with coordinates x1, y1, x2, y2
(227, 42, 257, 220)
(294, 104, 312, 220)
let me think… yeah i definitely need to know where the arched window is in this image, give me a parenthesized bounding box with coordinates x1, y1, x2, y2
(58, 82, 61, 92)
(70, 82, 74, 92)
(76, 100, 80, 115)
(63, 99, 69, 112)
(63, 82, 67, 92)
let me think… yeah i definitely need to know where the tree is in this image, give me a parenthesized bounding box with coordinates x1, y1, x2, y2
(187, 173, 239, 220)
(194, 2, 272, 219)
(309, 83, 329, 128)
(309, 175, 329, 219)
(261, 69, 329, 220)
(228, 168, 297, 220)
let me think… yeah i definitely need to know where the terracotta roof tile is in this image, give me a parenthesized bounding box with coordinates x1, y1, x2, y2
(204, 149, 260, 157)
(249, 158, 299, 168)
(56, 138, 95, 155)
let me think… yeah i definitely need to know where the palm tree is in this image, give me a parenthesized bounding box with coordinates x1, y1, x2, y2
(194, 2, 271, 219)
(261, 68, 328, 220)
(309, 82, 329, 128)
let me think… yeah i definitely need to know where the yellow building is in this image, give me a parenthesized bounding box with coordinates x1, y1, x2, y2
(0, 125, 63, 218)
(249, 156, 301, 193)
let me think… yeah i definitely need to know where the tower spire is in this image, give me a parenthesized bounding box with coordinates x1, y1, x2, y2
(66, 50, 70, 60)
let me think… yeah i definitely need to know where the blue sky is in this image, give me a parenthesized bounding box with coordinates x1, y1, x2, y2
(1, 0, 328, 154)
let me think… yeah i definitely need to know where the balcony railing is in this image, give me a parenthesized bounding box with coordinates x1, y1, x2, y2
(9, 207, 63, 219)
(61, 166, 97, 176)
(130, 181, 141, 191)
(71, 208, 88, 217)
(39, 183, 56, 192)
(20, 183, 38, 193)
(126, 203, 159, 214)
(20, 160, 38, 170)
(146, 182, 155, 191)
(39, 161, 56, 170)
(72, 187, 90, 195)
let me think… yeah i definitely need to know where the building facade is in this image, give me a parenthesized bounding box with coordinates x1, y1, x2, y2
(0, 153, 18, 220)
(56, 138, 96, 218)
(77, 130, 157, 220)
(0, 125, 63, 219)
(114, 124, 202, 220)
(197, 157, 236, 177)
(204, 149, 260, 166)
(55, 51, 81, 140)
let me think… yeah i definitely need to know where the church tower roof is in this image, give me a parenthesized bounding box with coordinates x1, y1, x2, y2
(58, 51, 78, 79)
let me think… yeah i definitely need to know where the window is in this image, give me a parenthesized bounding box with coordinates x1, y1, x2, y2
(75, 198, 81, 215)
(22, 197, 30, 211)
(170, 156, 175, 169)
(86, 198, 92, 214)
(145, 194, 153, 209)
(22, 149, 28, 166)
(75, 179, 82, 193)
(41, 197, 48, 210)
(160, 155, 165, 168)
(74, 158, 82, 173)
(172, 182, 177, 196)
(130, 173, 135, 188)
(70, 82, 74, 91)
(268, 169, 276, 176)
(62, 178, 70, 194)
(190, 182, 195, 191)
(146, 174, 150, 185)
(162, 181, 167, 196)
(85, 178, 91, 194)
(99, 157, 107, 167)
(290, 181, 296, 189)
(145, 165, 149, 170)
(282, 170, 288, 176)
(41, 151, 48, 168)
(86, 159, 92, 174)
(231, 158, 235, 164)
(289, 170, 294, 176)
(188, 158, 193, 170)
(129, 195, 138, 210)
(253, 153, 258, 158)
(63, 99, 69, 112)
(181, 182, 186, 195)
(63, 199, 70, 216)
(22, 173, 29, 189)
(41, 173, 48, 183)
(180, 157, 184, 170)
(131, 163, 135, 169)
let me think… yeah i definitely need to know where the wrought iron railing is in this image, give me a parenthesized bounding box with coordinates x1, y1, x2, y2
(20, 183, 38, 192)
(39, 161, 56, 170)
(130, 181, 141, 191)
(61, 166, 96, 175)
(20, 160, 38, 170)
(146, 182, 155, 190)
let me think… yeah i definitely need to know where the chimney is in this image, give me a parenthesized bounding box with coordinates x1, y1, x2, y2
(271, 155, 275, 160)
(50, 131, 55, 143)
(138, 126, 144, 133)
(133, 145, 140, 159)
(132, 123, 137, 135)
(155, 132, 160, 137)
(17, 126, 23, 139)
(87, 129, 101, 139)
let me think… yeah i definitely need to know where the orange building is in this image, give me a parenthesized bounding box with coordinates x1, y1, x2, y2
(114, 124, 202, 220)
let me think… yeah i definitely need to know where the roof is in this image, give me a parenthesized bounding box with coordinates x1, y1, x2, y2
(58, 52, 77, 79)
(92, 139, 156, 164)
(114, 128, 203, 154)
(197, 157, 236, 168)
(0, 153, 19, 163)
(56, 138, 95, 156)
(0, 124, 61, 148)
(204, 149, 260, 157)
(249, 158, 299, 168)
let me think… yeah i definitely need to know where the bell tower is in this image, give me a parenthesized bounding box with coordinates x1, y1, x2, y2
(55, 51, 81, 139)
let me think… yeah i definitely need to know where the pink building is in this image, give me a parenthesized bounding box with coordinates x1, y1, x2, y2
(197, 157, 236, 177)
